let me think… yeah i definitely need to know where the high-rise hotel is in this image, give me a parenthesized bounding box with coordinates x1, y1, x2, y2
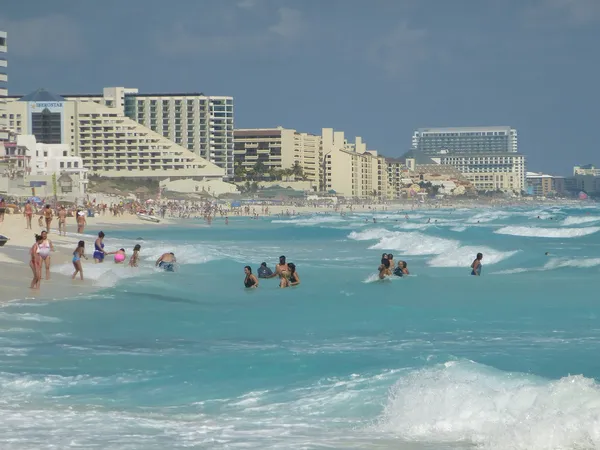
(410, 126, 525, 192)
(62, 88, 234, 179)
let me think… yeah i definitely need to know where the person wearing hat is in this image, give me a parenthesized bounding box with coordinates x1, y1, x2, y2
(257, 262, 273, 278)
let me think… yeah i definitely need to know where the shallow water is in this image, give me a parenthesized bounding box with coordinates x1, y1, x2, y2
(2, 204, 600, 449)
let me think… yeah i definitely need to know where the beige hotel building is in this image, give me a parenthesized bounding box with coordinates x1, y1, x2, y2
(6, 89, 225, 180)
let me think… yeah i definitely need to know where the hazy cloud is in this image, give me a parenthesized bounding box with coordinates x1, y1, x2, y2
(237, 0, 258, 9)
(366, 22, 428, 77)
(268, 7, 305, 38)
(524, 0, 600, 26)
(157, 6, 305, 56)
(0, 13, 85, 59)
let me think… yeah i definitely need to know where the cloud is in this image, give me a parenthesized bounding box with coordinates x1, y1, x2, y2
(0, 14, 85, 59)
(157, 7, 305, 56)
(237, 0, 258, 9)
(268, 7, 305, 38)
(366, 22, 428, 77)
(524, 0, 600, 26)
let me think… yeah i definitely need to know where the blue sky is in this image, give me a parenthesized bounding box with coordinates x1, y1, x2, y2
(2, 0, 599, 175)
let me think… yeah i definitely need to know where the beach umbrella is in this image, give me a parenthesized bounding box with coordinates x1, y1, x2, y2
(28, 196, 42, 204)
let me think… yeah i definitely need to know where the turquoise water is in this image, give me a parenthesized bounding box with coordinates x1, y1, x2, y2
(2, 204, 600, 449)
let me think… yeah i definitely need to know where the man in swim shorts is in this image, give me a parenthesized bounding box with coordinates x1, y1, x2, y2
(156, 252, 176, 272)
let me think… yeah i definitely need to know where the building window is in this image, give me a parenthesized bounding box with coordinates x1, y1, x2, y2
(60, 162, 65, 168)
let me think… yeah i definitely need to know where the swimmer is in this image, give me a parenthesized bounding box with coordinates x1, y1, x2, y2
(471, 252, 483, 276)
(288, 263, 300, 286)
(114, 248, 126, 264)
(71, 240, 87, 280)
(545, 252, 550, 256)
(243, 266, 259, 288)
(129, 244, 141, 267)
(378, 258, 391, 280)
(156, 252, 176, 272)
(387, 253, 395, 270)
(267, 255, 290, 285)
(393, 260, 409, 277)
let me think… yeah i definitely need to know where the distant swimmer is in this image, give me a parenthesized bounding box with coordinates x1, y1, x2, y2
(394, 261, 409, 277)
(471, 252, 483, 276)
(545, 252, 550, 256)
(156, 252, 176, 272)
(281, 262, 300, 288)
(379, 254, 391, 280)
(257, 262, 273, 278)
(243, 266, 259, 288)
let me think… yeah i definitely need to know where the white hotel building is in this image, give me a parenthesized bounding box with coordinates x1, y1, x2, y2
(62, 88, 235, 180)
(411, 126, 525, 193)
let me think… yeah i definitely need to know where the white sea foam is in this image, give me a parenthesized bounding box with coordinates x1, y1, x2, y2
(347, 228, 391, 241)
(271, 216, 346, 226)
(491, 257, 600, 275)
(379, 360, 600, 450)
(449, 226, 467, 232)
(0, 312, 61, 323)
(427, 246, 518, 267)
(562, 215, 600, 226)
(495, 226, 600, 238)
(467, 210, 513, 223)
(370, 232, 458, 256)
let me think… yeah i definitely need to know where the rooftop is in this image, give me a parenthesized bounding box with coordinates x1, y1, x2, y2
(18, 88, 65, 103)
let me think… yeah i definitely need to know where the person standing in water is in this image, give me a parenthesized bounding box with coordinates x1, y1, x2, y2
(72, 240, 87, 280)
(156, 252, 176, 272)
(93, 231, 108, 263)
(129, 244, 141, 267)
(471, 252, 483, 276)
(243, 266, 259, 288)
(267, 255, 290, 286)
(114, 248, 126, 264)
(38, 230, 54, 280)
(29, 234, 43, 290)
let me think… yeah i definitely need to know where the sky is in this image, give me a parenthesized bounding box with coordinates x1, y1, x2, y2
(1, 0, 600, 175)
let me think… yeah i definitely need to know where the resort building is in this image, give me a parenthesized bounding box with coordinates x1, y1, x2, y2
(6, 89, 226, 181)
(0, 31, 8, 141)
(233, 127, 322, 185)
(322, 128, 388, 199)
(386, 157, 412, 199)
(525, 172, 565, 196)
(573, 164, 600, 176)
(427, 152, 526, 192)
(412, 126, 518, 155)
(62, 88, 235, 179)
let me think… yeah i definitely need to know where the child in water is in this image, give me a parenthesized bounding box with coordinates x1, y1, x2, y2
(72, 240, 87, 280)
(129, 244, 141, 267)
(114, 248, 126, 264)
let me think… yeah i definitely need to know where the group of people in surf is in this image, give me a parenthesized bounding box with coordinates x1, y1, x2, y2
(243, 255, 300, 289)
(69, 231, 176, 282)
(378, 253, 410, 280)
(377, 251, 483, 279)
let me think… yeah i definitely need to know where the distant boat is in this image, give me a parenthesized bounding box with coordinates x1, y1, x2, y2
(137, 213, 160, 223)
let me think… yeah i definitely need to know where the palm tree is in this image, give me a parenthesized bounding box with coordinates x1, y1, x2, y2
(234, 163, 246, 182)
(291, 161, 305, 180)
(253, 161, 267, 181)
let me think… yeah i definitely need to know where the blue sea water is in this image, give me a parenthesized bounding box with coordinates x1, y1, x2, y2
(2, 204, 600, 449)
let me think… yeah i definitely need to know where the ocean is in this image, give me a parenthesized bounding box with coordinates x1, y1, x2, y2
(2, 204, 600, 449)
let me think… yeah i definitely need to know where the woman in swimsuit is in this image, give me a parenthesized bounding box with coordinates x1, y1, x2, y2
(72, 240, 87, 280)
(129, 244, 141, 267)
(38, 230, 54, 280)
(471, 252, 483, 276)
(76, 210, 87, 234)
(24, 201, 33, 229)
(243, 266, 259, 288)
(287, 263, 300, 287)
(94, 231, 107, 263)
(30, 234, 43, 289)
